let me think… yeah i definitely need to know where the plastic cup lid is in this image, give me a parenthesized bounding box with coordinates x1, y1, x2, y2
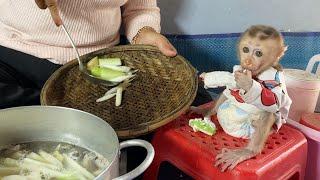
(284, 69, 320, 82)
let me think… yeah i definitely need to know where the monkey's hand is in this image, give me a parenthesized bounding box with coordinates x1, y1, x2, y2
(199, 72, 206, 80)
(215, 148, 256, 172)
(234, 70, 253, 92)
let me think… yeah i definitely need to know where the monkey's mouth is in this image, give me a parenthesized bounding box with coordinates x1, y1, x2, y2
(241, 64, 258, 72)
(249, 68, 262, 76)
(240, 64, 260, 76)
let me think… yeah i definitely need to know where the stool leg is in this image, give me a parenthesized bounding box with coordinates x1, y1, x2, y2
(143, 133, 166, 180)
(143, 158, 162, 180)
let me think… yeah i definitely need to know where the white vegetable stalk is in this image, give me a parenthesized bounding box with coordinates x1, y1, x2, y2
(99, 64, 131, 73)
(128, 69, 139, 76)
(0, 145, 109, 180)
(103, 78, 132, 96)
(1, 175, 29, 180)
(27, 152, 47, 163)
(63, 154, 95, 179)
(22, 158, 59, 170)
(20, 164, 80, 180)
(0, 158, 19, 167)
(39, 150, 63, 168)
(115, 87, 123, 106)
(96, 79, 132, 104)
(52, 150, 64, 162)
(109, 74, 135, 83)
(98, 57, 122, 66)
(0, 167, 20, 176)
(103, 86, 119, 96)
(10, 151, 27, 160)
(96, 93, 116, 102)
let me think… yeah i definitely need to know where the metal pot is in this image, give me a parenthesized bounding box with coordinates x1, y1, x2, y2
(0, 106, 154, 180)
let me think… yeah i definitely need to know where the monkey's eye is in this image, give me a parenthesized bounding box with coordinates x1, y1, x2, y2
(255, 50, 263, 57)
(242, 47, 249, 53)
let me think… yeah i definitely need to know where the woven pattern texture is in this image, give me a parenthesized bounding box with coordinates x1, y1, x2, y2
(166, 33, 320, 73)
(41, 45, 198, 138)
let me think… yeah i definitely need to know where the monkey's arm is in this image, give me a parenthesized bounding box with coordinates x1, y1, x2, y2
(189, 94, 227, 117)
(215, 112, 275, 172)
(241, 74, 291, 115)
(204, 94, 227, 117)
(247, 112, 275, 153)
(242, 80, 279, 111)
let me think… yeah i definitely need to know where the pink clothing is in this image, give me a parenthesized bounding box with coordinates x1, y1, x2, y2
(0, 0, 160, 64)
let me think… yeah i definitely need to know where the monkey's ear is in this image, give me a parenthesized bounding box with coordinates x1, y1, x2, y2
(278, 46, 288, 60)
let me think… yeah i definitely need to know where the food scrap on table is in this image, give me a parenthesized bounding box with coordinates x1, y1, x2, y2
(189, 117, 217, 136)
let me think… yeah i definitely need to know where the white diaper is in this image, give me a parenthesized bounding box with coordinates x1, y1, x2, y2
(202, 65, 269, 139)
(217, 99, 263, 139)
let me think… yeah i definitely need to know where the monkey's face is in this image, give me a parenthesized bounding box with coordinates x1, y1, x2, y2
(238, 36, 282, 76)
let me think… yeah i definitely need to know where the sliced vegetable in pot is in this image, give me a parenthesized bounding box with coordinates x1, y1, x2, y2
(0, 142, 109, 180)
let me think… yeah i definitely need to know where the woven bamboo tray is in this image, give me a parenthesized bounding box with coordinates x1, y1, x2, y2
(41, 45, 198, 138)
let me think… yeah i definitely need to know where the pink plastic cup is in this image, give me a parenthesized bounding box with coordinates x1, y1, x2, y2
(284, 54, 320, 122)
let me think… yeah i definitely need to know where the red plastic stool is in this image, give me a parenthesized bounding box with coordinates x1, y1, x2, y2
(144, 103, 308, 180)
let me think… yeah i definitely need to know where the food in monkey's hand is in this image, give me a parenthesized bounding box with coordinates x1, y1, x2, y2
(200, 65, 246, 90)
(189, 117, 216, 136)
(87, 56, 137, 106)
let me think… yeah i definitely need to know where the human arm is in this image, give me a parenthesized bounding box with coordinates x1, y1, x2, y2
(122, 0, 177, 56)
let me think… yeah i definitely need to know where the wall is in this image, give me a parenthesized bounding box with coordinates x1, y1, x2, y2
(158, 0, 319, 35)
(155, 0, 320, 73)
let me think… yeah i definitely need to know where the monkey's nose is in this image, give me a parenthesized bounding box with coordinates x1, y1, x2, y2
(244, 58, 253, 66)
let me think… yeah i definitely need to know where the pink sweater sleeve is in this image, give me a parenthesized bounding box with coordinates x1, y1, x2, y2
(122, 0, 161, 43)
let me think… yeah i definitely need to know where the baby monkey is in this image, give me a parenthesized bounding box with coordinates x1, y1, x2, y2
(191, 25, 292, 171)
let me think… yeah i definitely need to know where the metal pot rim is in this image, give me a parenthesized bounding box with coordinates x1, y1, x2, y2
(0, 105, 120, 179)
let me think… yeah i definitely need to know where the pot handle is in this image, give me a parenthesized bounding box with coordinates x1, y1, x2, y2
(113, 139, 154, 180)
(306, 54, 320, 75)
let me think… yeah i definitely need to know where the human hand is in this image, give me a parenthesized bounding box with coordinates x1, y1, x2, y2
(132, 27, 177, 57)
(234, 70, 253, 92)
(35, 0, 62, 26)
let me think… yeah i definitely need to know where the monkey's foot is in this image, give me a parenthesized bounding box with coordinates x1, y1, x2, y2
(214, 148, 256, 172)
